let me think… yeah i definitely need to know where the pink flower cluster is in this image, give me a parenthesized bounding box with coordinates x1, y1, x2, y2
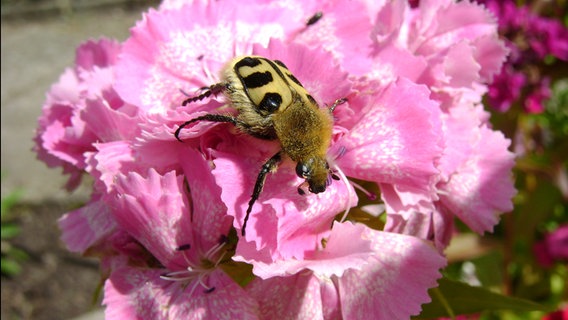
(476, 0, 568, 113)
(34, 0, 516, 319)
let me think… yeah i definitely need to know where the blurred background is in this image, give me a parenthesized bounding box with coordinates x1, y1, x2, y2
(1, 0, 566, 319)
(1, 1, 158, 319)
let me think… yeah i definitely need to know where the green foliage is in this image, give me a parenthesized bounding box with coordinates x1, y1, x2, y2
(416, 277, 551, 319)
(1, 180, 27, 277)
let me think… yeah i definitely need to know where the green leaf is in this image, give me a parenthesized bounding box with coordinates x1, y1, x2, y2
(1, 257, 22, 276)
(0, 224, 21, 239)
(416, 278, 551, 319)
(0, 189, 23, 219)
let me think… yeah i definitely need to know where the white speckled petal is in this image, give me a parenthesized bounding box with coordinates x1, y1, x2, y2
(440, 125, 515, 233)
(104, 267, 259, 320)
(114, 2, 297, 114)
(179, 147, 233, 251)
(337, 78, 442, 194)
(337, 227, 446, 320)
(246, 272, 330, 320)
(235, 222, 373, 279)
(58, 198, 117, 253)
(111, 169, 193, 269)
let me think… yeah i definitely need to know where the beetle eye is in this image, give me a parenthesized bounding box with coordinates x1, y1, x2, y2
(295, 162, 310, 178)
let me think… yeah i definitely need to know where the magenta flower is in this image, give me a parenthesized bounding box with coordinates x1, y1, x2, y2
(476, 0, 568, 113)
(34, 0, 517, 318)
(533, 224, 568, 268)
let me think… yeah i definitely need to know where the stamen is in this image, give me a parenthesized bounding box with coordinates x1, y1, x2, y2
(201, 57, 215, 84)
(325, 173, 333, 187)
(157, 234, 231, 300)
(329, 163, 353, 223)
(186, 278, 202, 298)
(179, 88, 192, 98)
(350, 180, 377, 201)
(176, 244, 191, 251)
(160, 272, 195, 282)
(203, 239, 226, 261)
(336, 146, 347, 159)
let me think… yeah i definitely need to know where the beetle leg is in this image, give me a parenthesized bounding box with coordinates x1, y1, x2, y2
(174, 114, 238, 142)
(242, 152, 282, 236)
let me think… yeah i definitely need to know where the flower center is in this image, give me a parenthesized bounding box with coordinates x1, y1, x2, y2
(159, 236, 229, 296)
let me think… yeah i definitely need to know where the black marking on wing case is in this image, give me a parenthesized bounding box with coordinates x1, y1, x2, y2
(285, 73, 303, 87)
(243, 71, 274, 88)
(306, 94, 317, 106)
(261, 58, 293, 87)
(259, 92, 283, 112)
(234, 56, 262, 70)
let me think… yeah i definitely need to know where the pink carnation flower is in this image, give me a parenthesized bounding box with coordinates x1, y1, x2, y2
(33, 38, 138, 190)
(33, 39, 118, 189)
(35, 0, 517, 318)
(103, 150, 259, 318)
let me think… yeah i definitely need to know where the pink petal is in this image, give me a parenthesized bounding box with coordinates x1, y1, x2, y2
(213, 147, 357, 261)
(104, 267, 258, 319)
(253, 40, 352, 108)
(371, 46, 429, 85)
(246, 223, 446, 320)
(82, 99, 139, 142)
(130, 108, 226, 171)
(74, 38, 122, 71)
(110, 169, 194, 269)
(472, 35, 510, 83)
(440, 125, 515, 233)
(58, 197, 117, 253)
(246, 272, 337, 320)
(178, 147, 233, 251)
(291, 0, 374, 75)
(86, 141, 138, 193)
(384, 202, 455, 252)
(236, 222, 373, 279)
(338, 227, 446, 319)
(337, 78, 442, 194)
(115, 2, 296, 113)
(410, 0, 499, 56)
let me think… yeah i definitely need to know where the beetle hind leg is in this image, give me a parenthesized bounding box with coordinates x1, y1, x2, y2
(242, 152, 282, 236)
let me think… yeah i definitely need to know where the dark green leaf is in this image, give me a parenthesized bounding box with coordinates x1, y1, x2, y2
(416, 278, 551, 319)
(0, 224, 21, 239)
(1, 257, 22, 276)
(0, 189, 23, 219)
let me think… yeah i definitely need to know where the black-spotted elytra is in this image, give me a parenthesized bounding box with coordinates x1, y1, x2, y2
(175, 55, 346, 235)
